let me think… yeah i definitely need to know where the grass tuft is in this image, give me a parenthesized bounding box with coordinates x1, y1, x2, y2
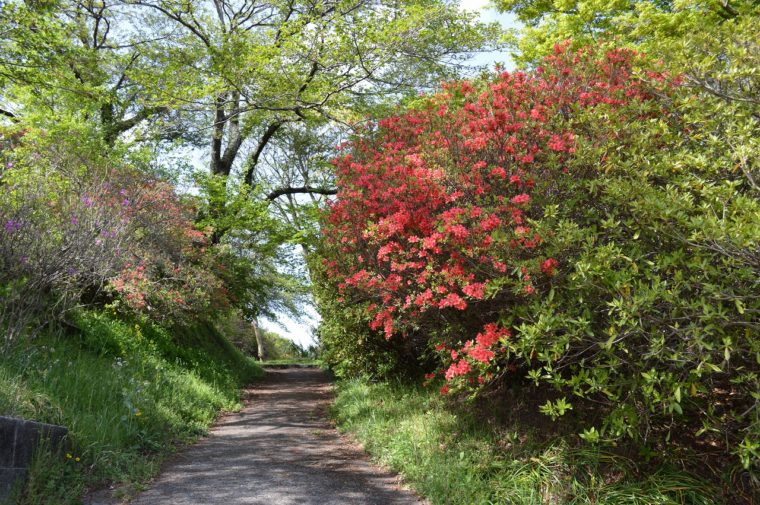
(331, 379, 717, 505)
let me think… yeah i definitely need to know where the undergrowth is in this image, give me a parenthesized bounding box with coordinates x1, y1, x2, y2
(0, 311, 262, 504)
(332, 380, 719, 505)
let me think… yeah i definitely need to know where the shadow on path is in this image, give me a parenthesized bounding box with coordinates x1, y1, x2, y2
(127, 368, 423, 505)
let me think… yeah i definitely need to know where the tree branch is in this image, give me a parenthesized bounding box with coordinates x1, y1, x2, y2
(0, 108, 19, 122)
(266, 186, 336, 201)
(245, 121, 284, 186)
(219, 91, 242, 175)
(104, 105, 167, 145)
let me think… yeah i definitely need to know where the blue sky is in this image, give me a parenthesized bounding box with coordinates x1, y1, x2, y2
(262, 1, 520, 348)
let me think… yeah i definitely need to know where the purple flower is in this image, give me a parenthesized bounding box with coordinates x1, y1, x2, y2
(121, 198, 130, 207)
(71, 216, 79, 226)
(81, 196, 95, 208)
(3, 219, 22, 233)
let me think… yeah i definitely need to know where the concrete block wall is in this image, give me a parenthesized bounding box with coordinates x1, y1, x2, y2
(0, 416, 68, 503)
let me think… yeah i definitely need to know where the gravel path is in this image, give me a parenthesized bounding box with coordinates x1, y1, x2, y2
(127, 368, 423, 505)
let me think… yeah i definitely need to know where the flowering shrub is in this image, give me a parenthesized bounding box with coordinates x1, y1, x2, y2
(323, 43, 667, 381)
(320, 43, 760, 472)
(0, 129, 234, 343)
(0, 131, 132, 344)
(106, 179, 229, 323)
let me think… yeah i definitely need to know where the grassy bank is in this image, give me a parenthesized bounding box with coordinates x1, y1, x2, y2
(0, 311, 262, 504)
(332, 380, 718, 505)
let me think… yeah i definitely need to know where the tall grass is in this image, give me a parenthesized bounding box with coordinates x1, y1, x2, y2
(0, 311, 262, 504)
(332, 380, 717, 505)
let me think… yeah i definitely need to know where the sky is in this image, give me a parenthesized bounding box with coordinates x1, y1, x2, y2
(261, 1, 520, 348)
(459, 1, 520, 70)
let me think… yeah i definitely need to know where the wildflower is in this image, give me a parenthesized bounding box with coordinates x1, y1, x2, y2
(3, 219, 22, 233)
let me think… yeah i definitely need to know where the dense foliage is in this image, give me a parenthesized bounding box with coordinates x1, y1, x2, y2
(0, 0, 497, 345)
(0, 130, 238, 343)
(320, 42, 759, 487)
(1, 0, 758, 502)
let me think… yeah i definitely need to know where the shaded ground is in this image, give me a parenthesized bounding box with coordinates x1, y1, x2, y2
(125, 368, 423, 505)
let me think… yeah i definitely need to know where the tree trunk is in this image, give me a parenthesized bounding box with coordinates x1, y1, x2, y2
(210, 93, 227, 175)
(252, 318, 266, 362)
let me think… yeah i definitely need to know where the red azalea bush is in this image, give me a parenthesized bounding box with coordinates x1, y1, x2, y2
(322, 43, 670, 389)
(321, 44, 760, 477)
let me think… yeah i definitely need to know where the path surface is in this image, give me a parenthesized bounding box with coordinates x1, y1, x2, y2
(128, 368, 422, 505)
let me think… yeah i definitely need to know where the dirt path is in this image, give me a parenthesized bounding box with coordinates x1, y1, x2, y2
(127, 368, 423, 505)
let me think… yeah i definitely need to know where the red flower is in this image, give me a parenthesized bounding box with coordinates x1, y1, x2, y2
(467, 344, 495, 363)
(541, 258, 559, 276)
(445, 360, 471, 380)
(438, 293, 467, 310)
(511, 194, 531, 205)
(462, 282, 485, 299)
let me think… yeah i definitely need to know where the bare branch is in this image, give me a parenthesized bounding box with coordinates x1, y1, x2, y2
(266, 185, 337, 201)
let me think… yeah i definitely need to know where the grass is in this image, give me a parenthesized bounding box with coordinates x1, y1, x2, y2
(0, 311, 262, 504)
(331, 379, 718, 505)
